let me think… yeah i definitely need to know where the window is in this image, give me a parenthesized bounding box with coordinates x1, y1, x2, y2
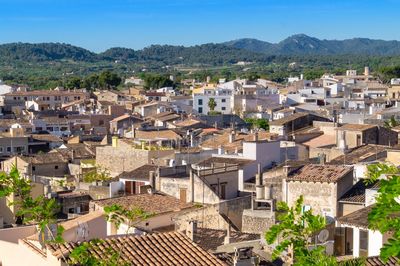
(356, 134, 362, 146)
(32, 166, 36, 171)
(54, 165, 59, 170)
(198, 99, 203, 105)
(221, 99, 226, 103)
(221, 107, 226, 111)
(198, 107, 203, 114)
(359, 230, 368, 257)
(0, 147, 3, 153)
(6, 147, 11, 152)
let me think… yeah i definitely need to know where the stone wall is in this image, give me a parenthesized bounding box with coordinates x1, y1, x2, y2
(89, 185, 109, 200)
(96, 145, 174, 176)
(173, 196, 251, 231)
(242, 209, 275, 234)
(218, 195, 251, 229)
(174, 204, 228, 231)
(286, 180, 336, 216)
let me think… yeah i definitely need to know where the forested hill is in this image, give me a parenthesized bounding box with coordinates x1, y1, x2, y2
(225, 34, 400, 56)
(0, 42, 270, 65)
(3, 34, 400, 66)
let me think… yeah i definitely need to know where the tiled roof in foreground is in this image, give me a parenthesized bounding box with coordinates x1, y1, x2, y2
(49, 232, 226, 266)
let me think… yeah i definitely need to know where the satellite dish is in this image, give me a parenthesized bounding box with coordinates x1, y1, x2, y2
(318, 229, 329, 243)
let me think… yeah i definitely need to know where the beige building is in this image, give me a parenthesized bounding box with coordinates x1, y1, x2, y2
(95, 137, 175, 176)
(283, 164, 354, 218)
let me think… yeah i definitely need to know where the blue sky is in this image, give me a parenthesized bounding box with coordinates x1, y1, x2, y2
(0, 0, 399, 52)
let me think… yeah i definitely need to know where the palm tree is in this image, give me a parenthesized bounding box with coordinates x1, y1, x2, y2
(208, 98, 217, 111)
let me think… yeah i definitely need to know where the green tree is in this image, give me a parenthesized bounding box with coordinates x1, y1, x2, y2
(384, 115, 400, 129)
(83, 166, 111, 183)
(142, 73, 173, 90)
(208, 98, 217, 112)
(265, 195, 335, 265)
(0, 166, 64, 243)
(244, 118, 269, 130)
(69, 204, 154, 265)
(365, 163, 400, 262)
(98, 71, 121, 89)
(82, 74, 99, 90)
(65, 76, 82, 89)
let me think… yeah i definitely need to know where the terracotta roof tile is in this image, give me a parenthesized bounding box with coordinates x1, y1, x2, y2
(49, 232, 226, 265)
(93, 192, 193, 216)
(337, 124, 376, 131)
(337, 204, 374, 228)
(339, 180, 380, 203)
(200, 131, 277, 151)
(192, 228, 260, 251)
(116, 164, 159, 181)
(287, 164, 353, 183)
(134, 129, 182, 140)
(269, 113, 308, 126)
(329, 145, 388, 165)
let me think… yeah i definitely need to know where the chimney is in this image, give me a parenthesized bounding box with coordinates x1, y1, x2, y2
(112, 136, 118, 148)
(337, 130, 347, 151)
(255, 164, 264, 200)
(283, 165, 290, 177)
(264, 184, 272, 200)
(149, 171, 155, 193)
(364, 66, 370, 76)
(229, 131, 235, 143)
(224, 225, 233, 244)
(187, 220, 197, 241)
(189, 168, 194, 202)
(131, 125, 136, 138)
(253, 131, 258, 141)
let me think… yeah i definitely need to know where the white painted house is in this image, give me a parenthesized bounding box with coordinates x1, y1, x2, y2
(192, 87, 232, 114)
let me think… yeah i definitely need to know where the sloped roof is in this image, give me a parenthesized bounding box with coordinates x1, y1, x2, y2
(337, 123, 376, 131)
(302, 134, 336, 148)
(337, 204, 374, 228)
(48, 232, 226, 266)
(287, 164, 353, 183)
(269, 113, 308, 126)
(200, 131, 277, 152)
(329, 145, 388, 165)
(191, 228, 260, 252)
(93, 192, 193, 216)
(19, 152, 69, 164)
(134, 129, 182, 140)
(117, 164, 159, 181)
(339, 180, 380, 203)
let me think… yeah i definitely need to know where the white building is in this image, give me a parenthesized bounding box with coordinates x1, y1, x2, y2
(192, 87, 232, 114)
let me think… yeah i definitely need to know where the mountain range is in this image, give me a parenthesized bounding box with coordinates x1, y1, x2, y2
(224, 34, 400, 56)
(2, 34, 400, 65)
